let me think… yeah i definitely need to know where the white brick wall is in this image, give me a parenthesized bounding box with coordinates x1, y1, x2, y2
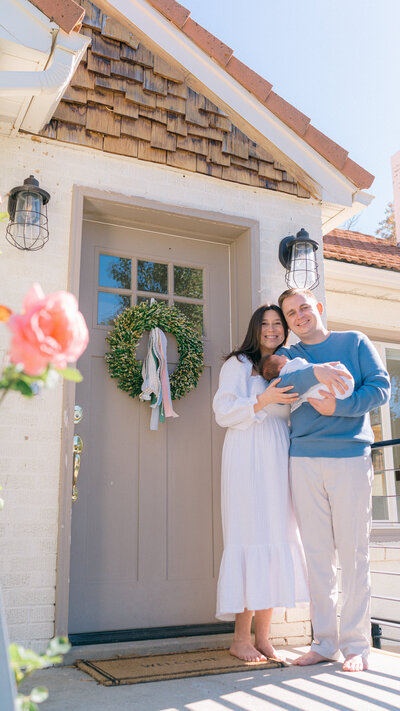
(0, 133, 323, 649)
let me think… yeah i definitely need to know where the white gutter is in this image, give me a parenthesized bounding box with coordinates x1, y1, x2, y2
(0, 29, 90, 96)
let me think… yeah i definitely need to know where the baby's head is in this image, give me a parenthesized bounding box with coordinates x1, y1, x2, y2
(259, 354, 289, 381)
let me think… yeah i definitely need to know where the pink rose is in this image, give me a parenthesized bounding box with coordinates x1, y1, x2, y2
(7, 284, 89, 375)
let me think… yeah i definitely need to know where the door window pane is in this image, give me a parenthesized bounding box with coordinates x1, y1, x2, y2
(137, 260, 168, 293)
(99, 254, 131, 289)
(174, 265, 203, 299)
(174, 302, 203, 335)
(98, 292, 130, 325)
(137, 296, 168, 305)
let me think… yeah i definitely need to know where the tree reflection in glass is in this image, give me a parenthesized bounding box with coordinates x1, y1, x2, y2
(174, 266, 203, 298)
(99, 254, 131, 289)
(137, 260, 168, 293)
(98, 292, 131, 325)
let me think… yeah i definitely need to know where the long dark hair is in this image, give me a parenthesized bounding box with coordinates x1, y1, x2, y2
(225, 304, 288, 366)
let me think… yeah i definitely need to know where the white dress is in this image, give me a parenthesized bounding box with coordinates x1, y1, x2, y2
(213, 354, 309, 620)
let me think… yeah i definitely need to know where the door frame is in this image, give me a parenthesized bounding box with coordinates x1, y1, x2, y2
(55, 184, 260, 636)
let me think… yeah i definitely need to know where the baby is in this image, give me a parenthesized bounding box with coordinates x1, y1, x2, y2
(259, 354, 354, 412)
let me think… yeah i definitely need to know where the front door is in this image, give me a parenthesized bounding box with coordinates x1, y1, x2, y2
(68, 213, 231, 633)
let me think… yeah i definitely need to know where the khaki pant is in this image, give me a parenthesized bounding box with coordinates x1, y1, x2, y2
(290, 455, 373, 660)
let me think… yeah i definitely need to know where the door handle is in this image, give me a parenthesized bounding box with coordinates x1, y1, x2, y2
(72, 436, 83, 503)
(72, 405, 83, 503)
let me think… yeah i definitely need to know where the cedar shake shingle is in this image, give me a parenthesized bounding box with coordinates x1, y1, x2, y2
(41, 1, 309, 198)
(32, 0, 372, 189)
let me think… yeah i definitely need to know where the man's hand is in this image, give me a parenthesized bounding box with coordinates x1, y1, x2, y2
(313, 362, 352, 395)
(308, 390, 336, 415)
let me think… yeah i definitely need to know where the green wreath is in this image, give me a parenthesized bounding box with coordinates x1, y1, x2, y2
(105, 301, 204, 400)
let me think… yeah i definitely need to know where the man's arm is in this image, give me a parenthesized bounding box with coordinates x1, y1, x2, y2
(278, 361, 353, 397)
(314, 337, 390, 417)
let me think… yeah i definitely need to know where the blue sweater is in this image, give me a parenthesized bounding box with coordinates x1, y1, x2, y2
(276, 331, 390, 458)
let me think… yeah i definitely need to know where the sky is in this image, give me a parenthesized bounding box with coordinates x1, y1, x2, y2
(181, 0, 400, 236)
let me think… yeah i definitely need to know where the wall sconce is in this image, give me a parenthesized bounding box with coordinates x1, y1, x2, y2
(279, 227, 320, 290)
(6, 175, 50, 251)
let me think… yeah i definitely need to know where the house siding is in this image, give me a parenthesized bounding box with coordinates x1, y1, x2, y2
(33, 0, 311, 200)
(0, 132, 322, 649)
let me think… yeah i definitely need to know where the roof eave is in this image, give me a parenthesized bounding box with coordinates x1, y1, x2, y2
(97, 0, 372, 209)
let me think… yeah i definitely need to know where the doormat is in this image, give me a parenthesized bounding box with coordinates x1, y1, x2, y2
(75, 648, 283, 686)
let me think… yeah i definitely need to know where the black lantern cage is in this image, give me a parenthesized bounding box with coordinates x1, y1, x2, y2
(6, 175, 50, 251)
(279, 228, 320, 290)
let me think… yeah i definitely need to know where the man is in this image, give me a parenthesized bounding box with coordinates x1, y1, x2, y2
(275, 288, 390, 672)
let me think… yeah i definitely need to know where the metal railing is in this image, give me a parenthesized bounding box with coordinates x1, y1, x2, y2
(370, 438, 400, 648)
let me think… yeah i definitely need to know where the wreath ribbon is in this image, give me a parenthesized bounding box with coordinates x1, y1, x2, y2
(105, 301, 204, 404)
(140, 327, 178, 430)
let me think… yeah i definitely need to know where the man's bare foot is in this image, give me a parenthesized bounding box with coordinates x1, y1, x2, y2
(254, 639, 285, 662)
(292, 650, 332, 666)
(230, 639, 267, 663)
(342, 654, 368, 672)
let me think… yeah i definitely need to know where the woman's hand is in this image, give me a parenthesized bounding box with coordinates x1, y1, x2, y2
(254, 378, 298, 412)
(313, 362, 352, 395)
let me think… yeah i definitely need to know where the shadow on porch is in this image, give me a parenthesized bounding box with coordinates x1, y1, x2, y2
(20, 645, 399, 711)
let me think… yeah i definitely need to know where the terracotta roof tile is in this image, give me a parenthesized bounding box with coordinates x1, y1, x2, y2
(147, 0, 191, 29)
(304, 125, 348, 170)
(341, 157, 374, 190)
(264, 92, 310, 136)
(31, 0, 373, 189)
(323, 229, 400, 272)
(182, 18, 233, 67)
(29, 0, 84, 34)
(142, 0, 373, 189)
(225, 56, 272, 103)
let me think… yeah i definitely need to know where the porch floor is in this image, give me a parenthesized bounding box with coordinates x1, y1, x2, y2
(20, 638, 399, 711)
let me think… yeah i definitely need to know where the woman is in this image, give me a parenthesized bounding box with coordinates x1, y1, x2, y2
(213, 304, 309, 662)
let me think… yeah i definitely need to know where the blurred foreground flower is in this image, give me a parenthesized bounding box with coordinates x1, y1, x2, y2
(1, 283, 88, 402)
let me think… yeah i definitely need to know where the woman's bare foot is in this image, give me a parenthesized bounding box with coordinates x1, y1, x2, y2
(292, 650, 332, 666)
(254, 639, 285, 662)
(342, 654, 368, 672)
(230, 639, 267, 663)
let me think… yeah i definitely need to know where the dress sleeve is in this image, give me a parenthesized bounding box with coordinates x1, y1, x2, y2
(213, 356, 266, 430)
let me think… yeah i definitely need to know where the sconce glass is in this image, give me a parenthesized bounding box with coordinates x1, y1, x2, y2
(279, 227, 319, 290)
(6, 175, 50, 251)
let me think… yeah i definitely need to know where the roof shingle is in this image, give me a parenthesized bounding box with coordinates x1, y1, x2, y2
(323, 229, 400, 272)
(29, 0, 84, 33)
(29, 0, 374, 190)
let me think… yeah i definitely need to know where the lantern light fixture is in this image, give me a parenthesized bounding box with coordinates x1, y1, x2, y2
(6, 175, 50, 251)
(278, 227, 320, 290)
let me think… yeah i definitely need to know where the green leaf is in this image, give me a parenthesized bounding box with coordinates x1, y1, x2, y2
(30, 687, 49, 703)
(11, 380, 35, 397)
(55, 368, 83, 382)
(15, 696, 33, 711)
(46, 636, 71, 656)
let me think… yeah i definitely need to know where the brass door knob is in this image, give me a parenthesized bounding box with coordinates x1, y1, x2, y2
(72, 435, 83, 503)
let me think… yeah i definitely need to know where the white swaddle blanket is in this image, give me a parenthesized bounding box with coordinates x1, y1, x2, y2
(280, 357, 354, 412)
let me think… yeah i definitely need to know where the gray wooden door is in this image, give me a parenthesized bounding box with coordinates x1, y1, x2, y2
(68, 218, 230, 633)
